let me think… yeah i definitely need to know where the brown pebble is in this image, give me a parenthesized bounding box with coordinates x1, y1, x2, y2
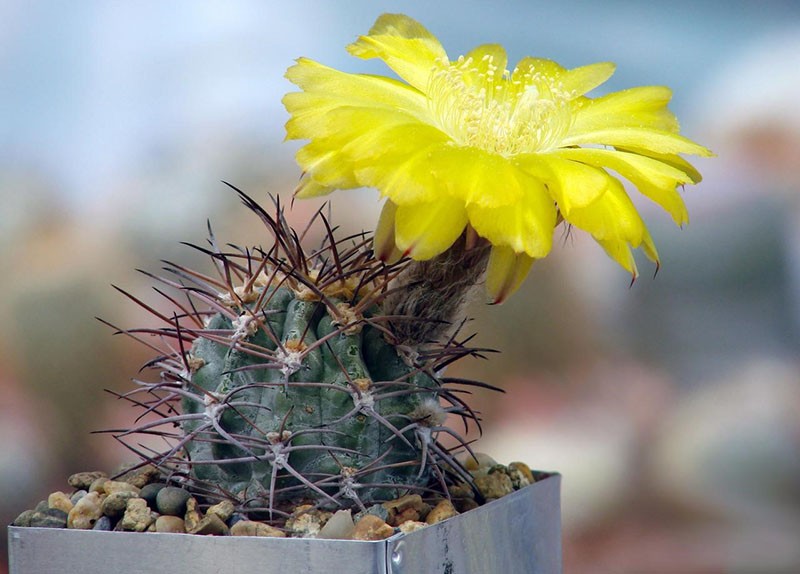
(508, 462, 534, 489)
(88, 477, 109, 494)
(67, 492, 103, 529)
(426, 500, 458, 525)
(184, 497, 202, 532)
(447, 482, 475, 499)
(155, 515, 186, 533)
(68, 471, 108, 490)
(352, 515, 394, 541)
(119, 465, 160, 489)
(47, 491, 74, 514)
(454, 497, 480, 513)
(474, 470, 514, 500)
(188, 513, 228, 536)
(119, 498, 156, 532)
(206, 500, 235, 522)
(230, 520, 286, 537)
(398, 520, 427, 534)
(382, 494, 430, 526)
(101, 491, 139, 519)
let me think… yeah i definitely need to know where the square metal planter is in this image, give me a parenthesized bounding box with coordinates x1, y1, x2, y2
(8, 473, 561, 574)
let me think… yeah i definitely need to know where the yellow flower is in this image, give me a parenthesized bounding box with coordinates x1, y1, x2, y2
(283, 13, 712, 302)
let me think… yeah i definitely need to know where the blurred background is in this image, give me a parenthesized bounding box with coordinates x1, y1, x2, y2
(2, 1, 799, 572)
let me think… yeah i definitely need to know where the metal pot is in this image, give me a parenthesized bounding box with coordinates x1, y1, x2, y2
(8, 473, 561, 574)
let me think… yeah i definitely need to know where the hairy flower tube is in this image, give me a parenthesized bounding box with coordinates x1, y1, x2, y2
(283, 13, 712, 302)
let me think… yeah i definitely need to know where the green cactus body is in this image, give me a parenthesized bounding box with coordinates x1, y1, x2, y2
(114, 189, 480, 519)
(182, 286, 436, 510)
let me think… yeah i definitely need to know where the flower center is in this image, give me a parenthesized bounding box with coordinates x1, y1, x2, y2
(428, 55, 571, 156)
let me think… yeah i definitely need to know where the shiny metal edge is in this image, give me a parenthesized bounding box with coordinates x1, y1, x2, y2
(387, 473, 561, 574)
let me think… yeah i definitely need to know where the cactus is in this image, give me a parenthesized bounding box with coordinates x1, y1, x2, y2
(109, 185, 491, 521)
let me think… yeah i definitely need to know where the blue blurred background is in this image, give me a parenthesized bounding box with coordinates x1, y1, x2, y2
(2, 1, 799, 572)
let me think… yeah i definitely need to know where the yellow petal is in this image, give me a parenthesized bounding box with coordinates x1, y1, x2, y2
(466, 179, 556, 257)
(617, 147, 704, 184)
(284, 58, 429, 121)
(428, 146, 527, 208)
(346, 13, 448, 92)
(569, 86, 679, 134)
(394, 198, 468, 260)
(560, 62, 615, 98)
(486, 246, 535, 304)
(293, 106, 429, 190)
(564, 177, 646, 245)
(596, 226, 659, 278)
(516, 154, 611, 214)
(596, 238, 639, 278)
(294, 174, 335, 199)
(354, 126, 451, 204)
(562, 126, 713, 157)
(373, 200, 403, 263)
(549, 147, 693, 225)
(511, 57, 566, 83)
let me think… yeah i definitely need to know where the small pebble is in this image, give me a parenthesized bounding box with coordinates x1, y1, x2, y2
(119, 464, 160, 489)
(352, 515, 394, 541)
(426, 500, 458, 525)
(398, 520, 427, 534)
(12, 510, 35, 527)
(206, 500, 235, 522)
(474, 470, 514, 500)
(29, 508, 68, 529)
(70, 490, 88, 505)
(285, 505, 332, 538)
(228, 512, 248, 527)
(463, 453, 497, 472)
(68, 471, 108, 490)
(507, 462, 535, 489)
(454, 497, 480, 513)
(230, 520, 286, 537)
(33, 500, 50, 513)
(139, 483, 166, 510)
(47, 491, 74, 514)
(383, 494, 430, 526)
(155, 515, 186, 534)
(448, 482, 475, 499)
(188, 513, 228, 536)
(317, 510, 354, 540)
(184, 498, 202, 532)
(157, 487, 191, 517)
(104, 481, 141, 496)
(101, 491, 139, 519)
(88, 477, 109, 495)
(67, 492, 104, 529)
(119, 498, 157, 532)
(354, 504, 389, 523)
(92, 516, 113, 531)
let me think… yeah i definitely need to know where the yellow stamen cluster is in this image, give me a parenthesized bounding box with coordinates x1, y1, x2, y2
(429, 55, 570, 156)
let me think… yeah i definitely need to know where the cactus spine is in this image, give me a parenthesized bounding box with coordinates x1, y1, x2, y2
(110, 186, 490, 521)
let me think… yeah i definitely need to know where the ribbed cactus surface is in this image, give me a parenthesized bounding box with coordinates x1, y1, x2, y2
(112, 187, 483, 519)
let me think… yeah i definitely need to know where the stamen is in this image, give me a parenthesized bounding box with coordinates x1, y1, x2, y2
(428, 58, 571, 156)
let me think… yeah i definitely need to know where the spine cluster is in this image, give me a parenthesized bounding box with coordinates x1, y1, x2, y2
(105, 186, 497, 521)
